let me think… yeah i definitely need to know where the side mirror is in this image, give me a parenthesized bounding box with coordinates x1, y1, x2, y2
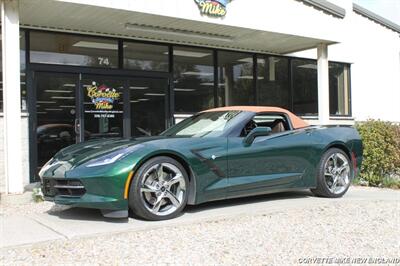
(243, 127, 272, 146)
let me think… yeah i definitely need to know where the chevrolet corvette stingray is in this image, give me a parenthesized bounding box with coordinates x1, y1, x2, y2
(40, 106, 363, 220)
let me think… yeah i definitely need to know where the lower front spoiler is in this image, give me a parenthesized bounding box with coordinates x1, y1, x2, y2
(100, 209, 129, 218)
(44, 194, 129, 218)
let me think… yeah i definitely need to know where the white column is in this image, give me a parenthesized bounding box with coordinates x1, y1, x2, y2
(317, 43, 330, 125)
(1, 0, 23, 194)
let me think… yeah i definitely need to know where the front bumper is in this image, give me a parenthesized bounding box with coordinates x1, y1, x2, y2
(42, 175, 129, 211)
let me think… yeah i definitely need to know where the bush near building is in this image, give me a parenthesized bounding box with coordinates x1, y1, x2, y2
(355, 120, 400, 188)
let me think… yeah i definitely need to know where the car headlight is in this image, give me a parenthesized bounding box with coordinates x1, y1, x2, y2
(85, 144, 143, 168)
(38, 158, 55, 180)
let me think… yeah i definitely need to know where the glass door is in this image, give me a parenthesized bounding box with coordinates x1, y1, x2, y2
(129, 78, 168, 137)
(81, 76, 125, 140)
(35, 73, 79, 169)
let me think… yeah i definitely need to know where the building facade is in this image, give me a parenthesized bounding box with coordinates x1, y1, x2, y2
(1, 0, 399, 194)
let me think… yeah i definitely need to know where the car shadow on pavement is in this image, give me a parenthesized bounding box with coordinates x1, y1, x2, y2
(184, 190, 314, 214)
(46, 207, 129, 223)
(45, 190, 313, 222)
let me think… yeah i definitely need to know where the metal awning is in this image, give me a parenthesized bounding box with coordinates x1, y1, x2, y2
(19, 0, 336, 54)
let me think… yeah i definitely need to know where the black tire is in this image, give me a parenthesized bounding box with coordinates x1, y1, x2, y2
(129, 156, 189, 221)
(311, 148, 352, 198)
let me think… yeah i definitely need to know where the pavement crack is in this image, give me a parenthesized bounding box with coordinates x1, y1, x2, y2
(28, 215, 70, 240)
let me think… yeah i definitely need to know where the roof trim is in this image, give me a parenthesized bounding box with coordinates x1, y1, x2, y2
(353, 3, 400, 34)
(298, 0, 346, 18)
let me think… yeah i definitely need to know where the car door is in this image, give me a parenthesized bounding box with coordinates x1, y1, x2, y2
(226, 113, 315, 197)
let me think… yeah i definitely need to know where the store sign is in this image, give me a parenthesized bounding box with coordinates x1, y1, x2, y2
(86, 83, 121, 111)
(194, 0, 231, 18)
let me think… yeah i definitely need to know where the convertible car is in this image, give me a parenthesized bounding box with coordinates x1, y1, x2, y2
(40, 106, 363, 220)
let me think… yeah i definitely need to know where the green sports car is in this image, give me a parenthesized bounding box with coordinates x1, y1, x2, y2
(40, 106, 363, 220)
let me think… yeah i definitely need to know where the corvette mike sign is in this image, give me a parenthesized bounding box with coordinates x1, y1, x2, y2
(194, 0, 232, 18)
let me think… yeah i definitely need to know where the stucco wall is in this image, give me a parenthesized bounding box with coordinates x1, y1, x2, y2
(290, 6, 400, 122)
(0, 115, 30, 193)
(0, 116, 4, 193)
(61, 0, 346, 43)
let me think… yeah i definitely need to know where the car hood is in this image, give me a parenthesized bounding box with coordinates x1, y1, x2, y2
(52, 136, 165, 166)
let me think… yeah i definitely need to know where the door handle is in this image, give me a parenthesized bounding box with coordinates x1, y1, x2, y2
(74, 119, 80, 134)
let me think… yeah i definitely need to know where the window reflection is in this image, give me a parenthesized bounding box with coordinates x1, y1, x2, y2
(292, 59, 318, 115)
(124, 42, 169, 71)
(218, 52, 254, 106)
(329, 62, 350, 116)
(257, 56, 289, 109)
(30, 32, 118, 68)
(130, 78, 167, 136)
(36, 74, 77, 168)
(173, 46, 215, 113)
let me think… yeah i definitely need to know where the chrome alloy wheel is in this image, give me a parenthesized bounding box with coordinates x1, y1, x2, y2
(139, 163, 186, 216)
(324, 153, 351, 194)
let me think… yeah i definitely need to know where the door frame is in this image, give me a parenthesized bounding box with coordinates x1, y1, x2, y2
(28, 64, 172, 182)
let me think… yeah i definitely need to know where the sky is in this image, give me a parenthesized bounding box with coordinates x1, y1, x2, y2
(353, 0, 400, 25)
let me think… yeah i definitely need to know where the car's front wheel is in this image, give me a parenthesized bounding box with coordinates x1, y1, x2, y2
(129, 156, 189, 221)
(311, 148, 352, 198)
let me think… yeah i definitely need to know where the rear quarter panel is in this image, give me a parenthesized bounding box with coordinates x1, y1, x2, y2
(305, 126, 363, 184)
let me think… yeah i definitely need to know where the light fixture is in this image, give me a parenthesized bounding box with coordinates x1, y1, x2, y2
(60, 105, 75, 108)
(297, 64, 317, 70)
(170, 50, 211, 58)
(174, 88, 196, 92)
(125, 23, 234, 43)
(73, 41, 118, 50)
(45, 90, 73, 93)
(37, 101, 56, 104)
(144, 93, 165, 96)
(45, 108, 63, 111)
(182, 71, 213, 76)
(51, 96, 75, 100)
(200, 82, 226, 86)
(237, 76, 264, 80)
(237, 58, 253, 63)
(130, 100, 140, 103)
(63, 84, 76, 87)
(129, 86, 149, 90)
(137, 98, 150, 101)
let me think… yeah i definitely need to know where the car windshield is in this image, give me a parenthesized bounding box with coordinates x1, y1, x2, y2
(161, 111, 243, 137)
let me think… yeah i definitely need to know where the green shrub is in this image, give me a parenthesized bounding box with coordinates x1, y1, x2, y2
(32, 187, 44, 202)
(356, 120, 400, 187)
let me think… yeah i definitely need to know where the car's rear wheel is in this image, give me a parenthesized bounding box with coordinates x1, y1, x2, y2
(129, 156, 189, 221)
(311, 148, 352, 198)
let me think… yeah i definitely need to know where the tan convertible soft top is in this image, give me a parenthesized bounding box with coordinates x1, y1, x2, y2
(203, 106, 309, 129)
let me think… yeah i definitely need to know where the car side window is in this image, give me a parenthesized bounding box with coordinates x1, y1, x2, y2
(240, 113, 290, 137)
